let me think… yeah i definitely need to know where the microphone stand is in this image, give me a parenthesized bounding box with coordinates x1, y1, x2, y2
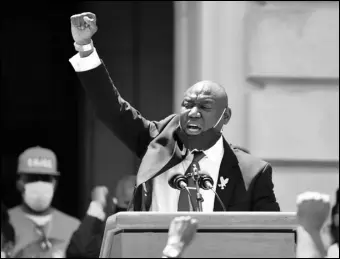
(192, 164, 204, 212)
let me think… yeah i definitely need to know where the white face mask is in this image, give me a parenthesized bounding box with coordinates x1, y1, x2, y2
(23, 181, 54, 212)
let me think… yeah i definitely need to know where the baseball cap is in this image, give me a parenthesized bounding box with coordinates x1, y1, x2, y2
(17, 146, 59, 175)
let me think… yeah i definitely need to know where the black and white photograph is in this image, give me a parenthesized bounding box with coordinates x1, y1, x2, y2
(1, 1, 339, 258)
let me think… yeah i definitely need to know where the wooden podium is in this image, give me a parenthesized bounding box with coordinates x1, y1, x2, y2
(100, 212, 297, 258)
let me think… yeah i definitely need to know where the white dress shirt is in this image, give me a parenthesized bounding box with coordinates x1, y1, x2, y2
(86, 201, 106, 221)
(151, 137, 224, 212)
(69, 48, 101, 71)
(69, 50, 225, 212)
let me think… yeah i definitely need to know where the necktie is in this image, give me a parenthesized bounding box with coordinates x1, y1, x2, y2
(178, 151, 205, 211)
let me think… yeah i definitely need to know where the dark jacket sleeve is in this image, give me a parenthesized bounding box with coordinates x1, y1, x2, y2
(66, 215, 105, 258)
(76, 62, 159, 158)
(250, 165, 280, 211)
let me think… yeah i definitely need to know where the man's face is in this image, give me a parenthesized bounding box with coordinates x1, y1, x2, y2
(18, 174, 57, 212)
(180, 81, 230, 135)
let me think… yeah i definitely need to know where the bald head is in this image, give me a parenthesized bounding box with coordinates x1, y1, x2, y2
(115, 175, 136, 208)
(180, 80, 232, 135)
(185, 81, 228, 108)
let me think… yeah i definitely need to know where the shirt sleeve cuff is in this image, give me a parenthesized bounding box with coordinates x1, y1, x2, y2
(87, 201, 106, 221)
(69, 48, 102, 72)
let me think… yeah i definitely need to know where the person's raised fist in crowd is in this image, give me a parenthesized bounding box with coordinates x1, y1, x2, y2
(297, 191, 331, 234)
(162, 216, 198, 258)
(296, 191, 332, 258)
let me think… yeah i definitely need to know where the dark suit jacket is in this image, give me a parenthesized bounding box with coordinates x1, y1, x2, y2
(77, 62, 280, 212)
(66, 215, 104, 258)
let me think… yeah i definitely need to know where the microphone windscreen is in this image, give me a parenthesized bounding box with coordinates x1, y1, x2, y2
(168, 175, 178, 189)
(198, 174, 214, 190)
(168, 174, 187, 190)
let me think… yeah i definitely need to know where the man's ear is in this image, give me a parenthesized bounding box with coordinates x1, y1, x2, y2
(223, 107, 232, 125)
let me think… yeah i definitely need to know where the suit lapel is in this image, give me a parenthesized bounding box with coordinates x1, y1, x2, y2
(213, 139, 242, 211)
(135, 120, 244, 212)
(136, 115, 186, 186)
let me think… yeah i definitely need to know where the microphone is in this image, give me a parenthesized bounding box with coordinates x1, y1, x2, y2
(168, 174, 188, 190)
(198, 174, 214, 190)
(168, 174, 195, 211)
(198, 174, 226, 212)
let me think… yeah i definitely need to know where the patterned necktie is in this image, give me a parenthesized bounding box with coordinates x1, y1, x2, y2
(178, 151, 205, 211)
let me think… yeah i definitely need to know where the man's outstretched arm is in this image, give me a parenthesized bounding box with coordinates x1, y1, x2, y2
(69, 12, 158, 158)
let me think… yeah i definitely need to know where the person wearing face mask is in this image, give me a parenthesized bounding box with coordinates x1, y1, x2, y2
(68, 12, 280, 212)
(66, 175, 136, 258)
(8, 146, 80, 258)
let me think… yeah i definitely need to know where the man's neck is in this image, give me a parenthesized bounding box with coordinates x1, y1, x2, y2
(21, 202, 53, 217)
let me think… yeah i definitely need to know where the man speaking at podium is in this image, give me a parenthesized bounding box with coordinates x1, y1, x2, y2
(69, 12, 280, 213)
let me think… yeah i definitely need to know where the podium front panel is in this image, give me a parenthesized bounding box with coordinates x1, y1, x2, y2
(101, 212, 297, 258)
(115, 232, 295, 258)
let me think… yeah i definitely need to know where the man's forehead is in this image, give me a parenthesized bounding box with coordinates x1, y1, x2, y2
(184, 92, 215, 100)
(187, 81, 225, 95)
(189, 82, 214, 92)
(183, 81, 228, 107)
(184, 88, 224, 102)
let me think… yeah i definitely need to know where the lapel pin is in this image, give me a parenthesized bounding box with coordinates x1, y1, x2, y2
(218, 177, 229, 190)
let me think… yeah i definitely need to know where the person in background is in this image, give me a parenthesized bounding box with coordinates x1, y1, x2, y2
(66, 186, 108, 258)
(296, 189, 339, 258)
(8, 146, 80, 258)
(67, 175, 136, 258)
(328, 189, 339, 257)
(67, 187, 199, 259)
(1, 202, 15, 258)
(112, 175, 137, 212)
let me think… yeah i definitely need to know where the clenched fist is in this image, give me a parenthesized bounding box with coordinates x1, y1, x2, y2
(163, 216, 198, 257)
(297, 191, 331, 233)
(70, 12, 98, 45)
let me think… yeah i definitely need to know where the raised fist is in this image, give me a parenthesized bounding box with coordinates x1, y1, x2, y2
(297, 192, 331, 233)
(166, 216, 198, 254)
(70, 12, 98, 45)
(91, 186, 109, 210)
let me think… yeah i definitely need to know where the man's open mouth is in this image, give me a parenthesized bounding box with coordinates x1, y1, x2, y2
(185, 123, 202, 134)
